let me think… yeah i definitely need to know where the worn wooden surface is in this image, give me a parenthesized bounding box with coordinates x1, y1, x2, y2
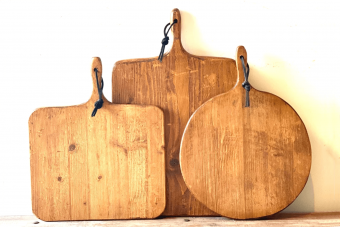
(29, 57, 165, 221)
(112, 8, 237, 216)
(180, 46, 312, 219)
(1, 213, 340, 226)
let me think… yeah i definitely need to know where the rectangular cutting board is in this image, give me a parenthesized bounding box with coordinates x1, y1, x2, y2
(112, 9, 237, 216)
(29, 57, 165, 221)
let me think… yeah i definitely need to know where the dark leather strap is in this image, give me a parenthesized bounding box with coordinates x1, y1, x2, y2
(91, 68, 104, 117)
(158, 19, 178, 62)
(240, 56, 250, 107)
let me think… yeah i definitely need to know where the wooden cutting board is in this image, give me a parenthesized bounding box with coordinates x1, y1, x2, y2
(180, 46, 312, 219)
(112, 9, 237, 216)
(29, 57, 165, 221)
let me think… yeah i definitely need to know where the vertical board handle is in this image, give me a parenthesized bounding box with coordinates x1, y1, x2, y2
(91, 57, 104, 102)
(235, 46, 248, 90)
(171, 8, 181, 40)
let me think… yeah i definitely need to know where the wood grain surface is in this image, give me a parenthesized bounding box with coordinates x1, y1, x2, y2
(29, 57, 165, 221)
(180, 46, 312, 219)
(112, 9, 237, 216)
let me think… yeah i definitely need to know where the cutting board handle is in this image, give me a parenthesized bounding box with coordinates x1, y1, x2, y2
(170, 8, 181, 40)
(90, 57, 106, 103)
(235, 46, 248, 90)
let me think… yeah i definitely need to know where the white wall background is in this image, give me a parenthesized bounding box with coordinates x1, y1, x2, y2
(0, 0, 339, 216)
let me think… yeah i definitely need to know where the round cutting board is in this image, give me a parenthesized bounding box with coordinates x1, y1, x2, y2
(180, 46, 311, 219)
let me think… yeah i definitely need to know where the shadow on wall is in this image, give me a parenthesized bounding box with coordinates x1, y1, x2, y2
(247, 55, 298, 99)
(283, 176, 314, 212)
(179, 10, 221, 57)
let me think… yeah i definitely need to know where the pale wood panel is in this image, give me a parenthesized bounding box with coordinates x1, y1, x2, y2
(180, 46, 312, 219)
(112, 8, 237, 216)
(1, 213, 340, 226)
(29, 57, 165, 221)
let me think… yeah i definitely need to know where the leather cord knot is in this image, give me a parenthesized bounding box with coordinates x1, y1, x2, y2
(93, 99, 103, 110)
(91, 68, 104, 117)
(158, 19, 177, 62)
(240, 56, 251, 107)
(242, 81, 251, 91)
(161, 37, 169, 46)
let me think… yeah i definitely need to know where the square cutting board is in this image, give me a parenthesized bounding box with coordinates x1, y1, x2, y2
(29, 57, 165, 221)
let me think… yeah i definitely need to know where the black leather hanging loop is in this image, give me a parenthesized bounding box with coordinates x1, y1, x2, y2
(91, 68, 104, 117)
(240, 56, 251, 107)
(158, 19, 178, 62)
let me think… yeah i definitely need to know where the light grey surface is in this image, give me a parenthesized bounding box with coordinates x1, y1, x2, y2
(1, 214, 340, 227)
